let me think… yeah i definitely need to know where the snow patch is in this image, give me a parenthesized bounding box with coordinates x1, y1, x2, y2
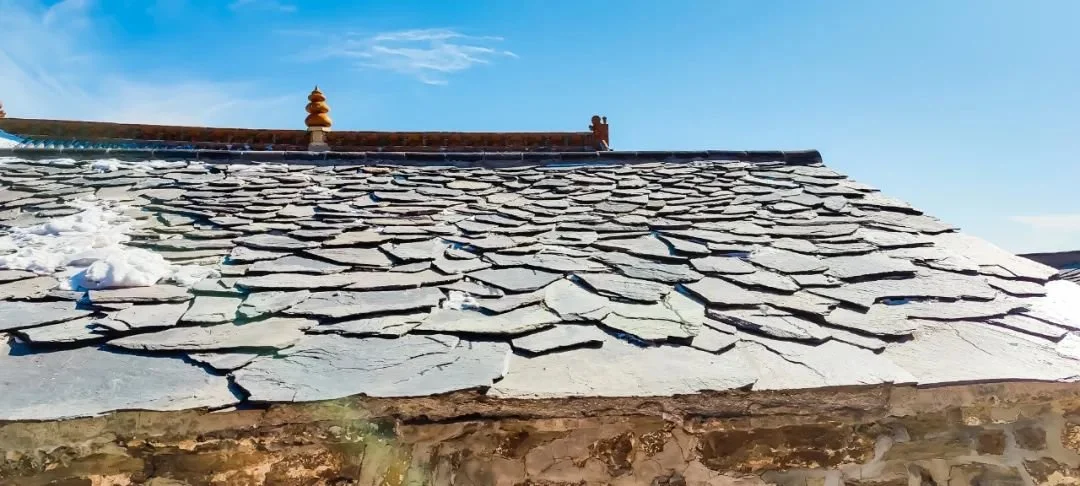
(0, 197, 218, 289)
(90, 159, 122, 172)
(442, 290, 478, 310)
(88, 158, 189, 173)
(1039, 280, 1080, 326)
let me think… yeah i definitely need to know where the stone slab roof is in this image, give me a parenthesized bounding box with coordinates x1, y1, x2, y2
(0, 148, 1078, 421)
(1022, 250, 1080, 284)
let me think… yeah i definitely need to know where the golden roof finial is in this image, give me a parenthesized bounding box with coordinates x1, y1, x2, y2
(305, 86, 331, 129)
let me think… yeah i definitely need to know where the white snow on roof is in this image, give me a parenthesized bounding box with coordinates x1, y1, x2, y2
(0, 197, 217, 289)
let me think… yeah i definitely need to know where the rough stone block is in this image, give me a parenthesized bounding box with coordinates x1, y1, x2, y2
(1013, 422, 1047, 451)
(974, 429, 1006, 455)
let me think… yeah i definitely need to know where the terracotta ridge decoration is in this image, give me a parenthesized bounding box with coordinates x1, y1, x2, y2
(304, 86, 332, 129)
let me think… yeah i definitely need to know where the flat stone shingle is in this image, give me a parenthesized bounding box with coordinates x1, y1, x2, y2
(0, 154, 1075, 420)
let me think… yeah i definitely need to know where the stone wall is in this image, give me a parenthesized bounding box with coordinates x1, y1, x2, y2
(4, 382, 1080, 486)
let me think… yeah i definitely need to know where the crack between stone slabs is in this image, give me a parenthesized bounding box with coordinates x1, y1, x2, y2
(743, 340, 830, 383)
(947, 326, 1000, 358)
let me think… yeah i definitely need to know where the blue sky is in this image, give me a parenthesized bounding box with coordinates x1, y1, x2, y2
(1, 0, 1078, 253)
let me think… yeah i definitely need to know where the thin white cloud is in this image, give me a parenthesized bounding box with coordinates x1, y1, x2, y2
(1010, 214, 1080, 231)
(228, 0, 296, 14)
(0, 0, 288, 127)
(308, 28, 516, 85)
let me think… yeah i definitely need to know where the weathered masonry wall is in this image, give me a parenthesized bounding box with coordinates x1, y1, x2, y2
(4, 382, 1080, 486)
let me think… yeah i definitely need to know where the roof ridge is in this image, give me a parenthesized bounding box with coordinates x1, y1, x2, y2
(0, 147, 824, 167)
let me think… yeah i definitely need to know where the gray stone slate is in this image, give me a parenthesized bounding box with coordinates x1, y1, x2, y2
(736, 338, 916, 390)
(448, 180, 493, 190)
(544, 279, 612, 321)
(485, 252, 607, 273)
(593, 252, 703, 283)
(284, 287, 445, 319)
(304, 247, 393, 268)
(461, 235, 518, 251)
(234, 234, 319, 251)
(766, 223, 859, 239)
(683, 277, 764, 306)
(814, 242, 878, 256)
(236, 273, 363, 290)
(511, 324, 608, 354)
(825, 254, 918, 280)
(690, 256, 757, 275)
(432, 257, 492, 274)
(15, 317, 104, 344)
(110, 302, 190, 330)
(790, 273, 840, 288)
(445, 247, 479, 260)
(710, 308, 830, 341)
(88, 286, 194, 304)
(656, 234, 711, 256)
(576, 273, 671, 303)
(598, 291, 704, 341)
(109, 317, 313, 351)
(343, 270, 461, 291)
(593, 235, 683, 261)
(0, 300, 92, 331)
(379, 239, 445, 261)
(187, 352, 260, 371)
(238, 290, 311, 319)
(191, 278, 243, 296)
(416, 305, 561, 335)
(0, 270, 36, 283)
(720, 270, 800, 293)
(491, 335, 756, 398)
(476, 289, 546, 314)
(601, 311, 695, 342)
(984, 276, 1048, 297)
(307, 312, 427, 337)
(0, 343, 237, 421)
(770, 238, 819, 254)
(440, 280, 504, 298)
(0, 276, 59, 299)
(825, 327, 888, 352)
(855, 228, 934, 248)
(989, 314, 1069, 340)
(234, 335, 510, 401)
(690, 326, 739, 353)
(760, 291, 839, 317)
(823, 305, 919, 337)
(180, 296, 243, 324)
(883, 321, 1080, 385)
(324, 231, 394, 247)
(809, 270, 998, 309)
(899, 300, 1026, 321)
(147, 238, 235, 251)
(468, 267, 563, 292)
(748, 248, 827, 274)
(932, 232, 1058, 281)
(228, 246, 289, 263)
(249, 255, 348, 275)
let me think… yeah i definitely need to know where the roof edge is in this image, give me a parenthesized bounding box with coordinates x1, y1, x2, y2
(0, 147, 823, 167)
